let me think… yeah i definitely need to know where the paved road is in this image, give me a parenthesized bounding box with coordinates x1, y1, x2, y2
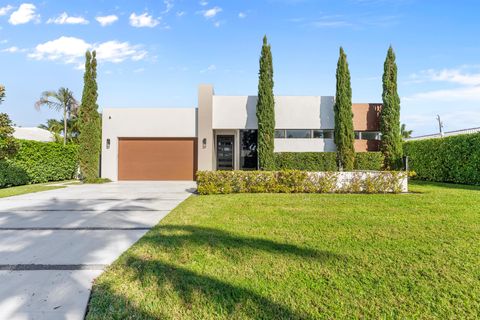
(0, 181, 196, 320)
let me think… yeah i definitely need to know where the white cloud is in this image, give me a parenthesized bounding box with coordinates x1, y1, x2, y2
(96, 15, 118, 26)
(199, 1, 208, 6)
(162, 0, 174, 14)
(0, 5, 13, 16)
(213, 21, 222, 27)
(406, 86, 480, 102)
(203, 7, 222, 19)
(409, 67, 480, 86)
(238, 12, 247, 19)
(200, 64, 216, 73)
(28, 36, 147, 68)
(95, 41, 147, 63)
(1, 46, 26, 53)
(406, 66, 480, 102)
(47, 12, 89, 25)
(9, 3, 39, 25)
(129, 12, 160, 28)
(28, 37, 90, 64)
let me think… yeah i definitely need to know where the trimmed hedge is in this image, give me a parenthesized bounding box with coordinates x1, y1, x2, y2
(0, 140, 79, 188)
(404, 133, 480, 185)
(273, 152, 337, 171)
(197, 170, 406, 195)
(273, 152, 384, 171)
(354, 152, 384, 171)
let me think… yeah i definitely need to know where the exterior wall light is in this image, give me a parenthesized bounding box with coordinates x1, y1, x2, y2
(202, 138, 207, 149)
(106, 139, 111, 149)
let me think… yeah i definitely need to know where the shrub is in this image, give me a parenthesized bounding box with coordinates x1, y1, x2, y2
(0, 161, 29, 188)
(404, 133, 480, 185)
(197, 170, 407, 195)
(273, 152, 384, 171)
(273, 152, 337, 171)
(354, 152, 384, 170)
(0, 140, 79, 187)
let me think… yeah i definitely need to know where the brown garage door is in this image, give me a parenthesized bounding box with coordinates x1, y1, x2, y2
(118, 138, 197, 181)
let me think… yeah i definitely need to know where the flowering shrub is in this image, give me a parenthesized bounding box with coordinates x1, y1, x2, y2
(196, 170, 407, 195)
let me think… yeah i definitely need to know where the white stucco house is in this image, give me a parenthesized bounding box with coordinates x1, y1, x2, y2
(101, 84, 382, 181)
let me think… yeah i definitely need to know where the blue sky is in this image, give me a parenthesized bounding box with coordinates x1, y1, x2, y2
(0, 0, 479, 136)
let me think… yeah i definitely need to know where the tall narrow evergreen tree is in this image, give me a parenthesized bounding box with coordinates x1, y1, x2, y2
(78, 50, 101, 181)
(334, 47, 355, 171)
(256, 35, 275, 170)
(380, 46, 402, 169)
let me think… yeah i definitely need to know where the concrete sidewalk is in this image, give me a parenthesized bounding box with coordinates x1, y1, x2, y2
(0, 181, 195, 320)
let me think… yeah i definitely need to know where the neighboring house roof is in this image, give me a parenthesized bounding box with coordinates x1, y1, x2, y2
(13, 127, 56, 142)
(405, 127, 480, 141)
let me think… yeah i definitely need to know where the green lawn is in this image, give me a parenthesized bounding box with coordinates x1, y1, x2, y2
(0, 183, 64, 198)
(86, 181, 480, 319)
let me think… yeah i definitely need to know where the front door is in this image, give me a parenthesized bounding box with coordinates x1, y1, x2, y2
(216, 135, 234, 170)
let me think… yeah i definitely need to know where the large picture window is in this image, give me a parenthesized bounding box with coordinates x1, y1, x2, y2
(286, 130, 311, 139)
(240, 130, 258, 170)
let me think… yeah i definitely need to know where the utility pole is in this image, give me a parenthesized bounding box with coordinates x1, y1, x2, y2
(436, 115, 444, 137)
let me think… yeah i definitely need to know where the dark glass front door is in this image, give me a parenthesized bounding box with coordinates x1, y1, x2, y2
(216, 135, 234, 170)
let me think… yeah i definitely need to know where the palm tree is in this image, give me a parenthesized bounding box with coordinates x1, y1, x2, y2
(401, 123, 413, 139)
(35, 88, 79, 145)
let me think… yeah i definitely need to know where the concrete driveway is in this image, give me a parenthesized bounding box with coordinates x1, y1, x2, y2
(0, 181, 196, 320)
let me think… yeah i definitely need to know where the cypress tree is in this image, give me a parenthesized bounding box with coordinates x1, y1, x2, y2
(380, 46, 402, 169)
(334, 47, 355, 171)
(78, 50, 101, 181)
(256, 35, 275, 170)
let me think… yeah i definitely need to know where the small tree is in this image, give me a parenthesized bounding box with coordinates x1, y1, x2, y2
(334, 47, 355, 171)
(401, 123, 412, 139)
(35, 88, 79, 145)
(380, 46, 402, 169)
(0, 86, 19, 160)
(256, 35, 275, 170)
(78, 51, 101, 181)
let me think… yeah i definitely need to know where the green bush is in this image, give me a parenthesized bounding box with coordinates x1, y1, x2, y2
(404, 133, 480, 185)
(197, 170, 406, 195)
(273, 152, 338, 171)
(0, 161, 29, 188)
(354, 152, 384, 170)
(0, 140, 79, 187)
(273, 152, 384, 171)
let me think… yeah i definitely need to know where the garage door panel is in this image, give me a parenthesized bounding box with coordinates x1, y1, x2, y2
(118, 138, 196, 181)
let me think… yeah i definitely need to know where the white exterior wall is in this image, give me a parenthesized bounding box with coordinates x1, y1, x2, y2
(274, 139, 336, 152)
(212, 95, 335, 152)
(101, 108, 197, 181)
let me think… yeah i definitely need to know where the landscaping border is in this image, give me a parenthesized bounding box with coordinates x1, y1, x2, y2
(197, 170, 407, 195)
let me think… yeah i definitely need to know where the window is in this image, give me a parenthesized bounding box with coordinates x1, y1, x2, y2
(354, 131, 361, 139)
(361, 131, 381, 141)
(286, 130, 311, 139)
(274, 129, 286, 138)
(240, 130, 258, 170)
(313, 130, 334, 139)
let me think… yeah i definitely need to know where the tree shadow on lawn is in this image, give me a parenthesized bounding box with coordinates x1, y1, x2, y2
(87, 224, 344, 319)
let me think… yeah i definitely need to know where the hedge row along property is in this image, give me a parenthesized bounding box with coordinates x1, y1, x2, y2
(101, 38, 401, 182)
(0, 140, 78, 188)
(404, 133, 480, 185)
